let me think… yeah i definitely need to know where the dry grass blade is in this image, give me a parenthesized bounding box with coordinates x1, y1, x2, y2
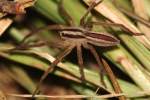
(6, 90, 150, 99)
(0, 18, 12, 36)
(7, 93, 125, 99)
(106, 47, 150, 91)
(131, 0, 150, 39)
(16, 0, 36, 8)
(119, 58, 150, 90)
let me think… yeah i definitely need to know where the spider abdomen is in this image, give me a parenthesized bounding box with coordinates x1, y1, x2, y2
(84, 32, 120, 47)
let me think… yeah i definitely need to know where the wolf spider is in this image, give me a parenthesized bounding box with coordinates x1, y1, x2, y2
(18, 0, 129, 99)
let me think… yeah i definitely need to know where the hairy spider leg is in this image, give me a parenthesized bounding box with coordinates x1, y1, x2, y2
(83, 43, 106, 86)
(20, 25, 87, 45)
(20, 25, 65, 44)
(80, 0, 104, 27)
(101, 59, 126, 100)
(12, 41, 46, 50)
(89, 21, 142, 35)
(84, 43, 126, 100)
(32, 45, 75, 97)
(77, 44, 85, 81)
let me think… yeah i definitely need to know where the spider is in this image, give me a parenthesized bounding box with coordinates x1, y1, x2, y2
(18, 0, 128, 99)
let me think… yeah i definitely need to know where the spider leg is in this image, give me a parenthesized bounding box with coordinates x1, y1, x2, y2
(90, 21, 143, 35)
(80, 0, 103, 27)
(77, 44, 85, 82)
(32, 45, 75, 97)
(84, 44, 126, 100)
(11, 41, 46, 51)
(101, 59, 126, 100)
(20, 24, 66, 44)
(112, 0, 150, 28)
(16, 24, 88, 51)
(59, 0, 75, 26)
(83, 43, 106, 86)
(20, 25, 86, 45)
